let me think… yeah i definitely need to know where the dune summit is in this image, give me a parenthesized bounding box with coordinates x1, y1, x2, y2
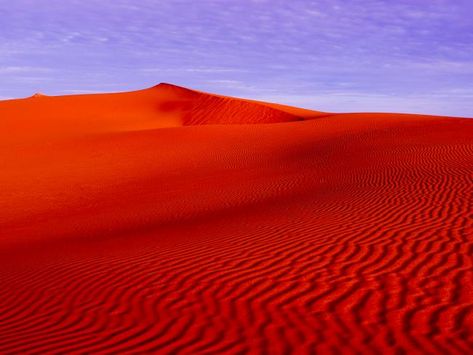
(0, 84, 472, 353)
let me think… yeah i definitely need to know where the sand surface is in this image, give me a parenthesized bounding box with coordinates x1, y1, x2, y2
(1, 84, 472, 353)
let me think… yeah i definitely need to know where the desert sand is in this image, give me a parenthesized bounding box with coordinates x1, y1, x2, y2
(0, 83, 472, 353)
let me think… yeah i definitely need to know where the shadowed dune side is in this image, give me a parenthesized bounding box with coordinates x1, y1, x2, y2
(153, 83, 326, 125)
(0, 85, 472, 353)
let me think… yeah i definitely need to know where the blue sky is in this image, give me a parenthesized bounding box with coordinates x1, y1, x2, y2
(0, 0, 472, 116)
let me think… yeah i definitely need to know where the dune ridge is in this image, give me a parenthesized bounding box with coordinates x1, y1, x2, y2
(0, 84, 472, 353)
(0, 83, 325, 142)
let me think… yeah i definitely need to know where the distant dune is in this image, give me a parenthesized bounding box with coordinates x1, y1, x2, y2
(1, 84, 472, 353)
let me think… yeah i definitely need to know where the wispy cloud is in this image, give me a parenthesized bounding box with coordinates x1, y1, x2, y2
(0, 66, 52, 74)
(60, 89, 111, 94)
(141, 67, 246, 74)
(257, 90, 473, 117)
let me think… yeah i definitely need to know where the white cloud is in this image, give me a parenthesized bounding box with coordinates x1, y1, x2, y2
(0, 66, 52, 74)
(253, 91, 473, 118)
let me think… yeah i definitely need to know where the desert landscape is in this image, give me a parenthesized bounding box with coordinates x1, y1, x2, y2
(0, 83, 472, 353)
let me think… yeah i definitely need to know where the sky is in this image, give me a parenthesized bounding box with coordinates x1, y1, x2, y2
(0, 0, 472, 117)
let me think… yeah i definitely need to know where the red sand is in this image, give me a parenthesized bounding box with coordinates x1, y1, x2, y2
(0, 83, 472, 353)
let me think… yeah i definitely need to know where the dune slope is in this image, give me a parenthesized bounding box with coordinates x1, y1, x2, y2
(0, 84, 472, 353)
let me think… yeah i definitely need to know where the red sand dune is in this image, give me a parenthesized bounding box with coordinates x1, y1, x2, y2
(0, 83, 472, 353)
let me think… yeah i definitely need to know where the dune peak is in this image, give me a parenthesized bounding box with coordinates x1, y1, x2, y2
(153, 82, 197, 93)
(30, 92, 47, 98)
(155, 82, 182, 89)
